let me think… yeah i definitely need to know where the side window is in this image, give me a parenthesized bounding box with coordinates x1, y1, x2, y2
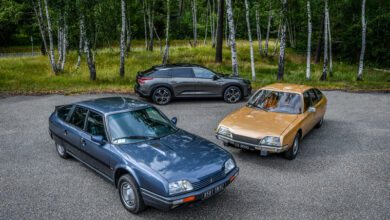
(303, 92, 312, 111)
(86, 111, 107, 140)
(57, 105, 72, 121)
(308, 89, 319, 106)
(193, 67, 215, 79)
(149, 69, 171, 78)
(69, 106, 88, 129)
(171, 68, 194, 78)
(314, 88, 323, 101)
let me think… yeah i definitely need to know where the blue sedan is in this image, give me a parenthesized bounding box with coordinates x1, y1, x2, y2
(49, 97, 239, 213)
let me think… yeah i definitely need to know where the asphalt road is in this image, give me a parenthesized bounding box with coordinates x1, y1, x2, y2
(0, 92, 389, 220)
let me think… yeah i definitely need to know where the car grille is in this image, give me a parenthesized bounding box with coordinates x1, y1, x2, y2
(192, 169, 226, 190)
(232, 134, 259, 145)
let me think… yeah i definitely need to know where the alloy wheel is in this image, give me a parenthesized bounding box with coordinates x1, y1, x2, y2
(121, 182, 136, 209)
(153, 88, 171, 105)
(225, 87, 241, 103)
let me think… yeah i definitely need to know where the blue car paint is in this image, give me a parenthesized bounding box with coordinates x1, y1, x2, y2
(49, 97, 238, 210)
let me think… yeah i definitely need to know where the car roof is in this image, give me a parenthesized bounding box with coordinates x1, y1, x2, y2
(76, 97, 151, 115)
(261, 83, 313, 94)
(153, 63, 205, 69)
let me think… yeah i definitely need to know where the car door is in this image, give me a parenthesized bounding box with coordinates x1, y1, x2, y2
(64, 106, 89, 161)
(313, 88, 326, 121)
(192, 67, 223, 97)
(169, 67, 196, 97)
(300, 91, 317, 136)
(84, 110, 112, 178)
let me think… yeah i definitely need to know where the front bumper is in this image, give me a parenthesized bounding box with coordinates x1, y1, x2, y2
(216, 134, 289, 153)
(140, 167, 239, 211)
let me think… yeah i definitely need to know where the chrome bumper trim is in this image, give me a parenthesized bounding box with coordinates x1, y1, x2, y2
(216, 134, 289, 153)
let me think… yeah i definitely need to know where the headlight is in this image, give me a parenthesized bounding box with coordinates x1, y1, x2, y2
(224, 158, 235, 174)
(260, 136, 281, 146)
(168, 180, 193, 195)
(218, 126, 232, 138)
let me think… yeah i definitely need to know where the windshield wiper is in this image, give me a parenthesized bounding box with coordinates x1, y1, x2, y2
(113, 135, 158, 142)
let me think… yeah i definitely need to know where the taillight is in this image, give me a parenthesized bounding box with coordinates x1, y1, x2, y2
(137, 77, 153, 85)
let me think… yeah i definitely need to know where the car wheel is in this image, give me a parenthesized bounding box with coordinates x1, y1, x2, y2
(55, 142, 69, 159)
(284, 133, 300, 160)
(152, 87, 172, 105)
(223, 86, 242, 103)
(315, 117, 324, 128)
(118, 174, 146, 214)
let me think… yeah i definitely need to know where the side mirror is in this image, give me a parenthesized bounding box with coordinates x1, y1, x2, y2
(91, 135, 104, 145)
(308, 107, 316, 113)
(212, 75, 219, 80)
(171, 117, 178, 125)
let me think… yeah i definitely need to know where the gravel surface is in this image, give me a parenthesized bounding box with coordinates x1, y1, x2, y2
(0, 92, 389, 220)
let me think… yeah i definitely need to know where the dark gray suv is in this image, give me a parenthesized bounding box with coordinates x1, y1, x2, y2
(134, 64, 251, 105)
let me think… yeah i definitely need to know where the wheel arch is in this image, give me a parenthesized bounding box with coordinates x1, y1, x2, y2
(222, 83, 244, 96)
(114, 166, 141, 189)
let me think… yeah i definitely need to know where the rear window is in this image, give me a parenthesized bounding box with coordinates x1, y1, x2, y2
(171, 68, 194, 78)
(149, 69, 171, 78)
(69, 106, 88, 129)
(313, 88, 323, 101)
(57, 105, 73, 121)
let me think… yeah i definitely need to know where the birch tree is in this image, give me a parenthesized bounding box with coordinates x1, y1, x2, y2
(327, 10, 333, 76)
(277, 0, 287, 80)
(215, 0, 224, 63)
(76, 20, 83, 69)
(320, 0, 329, 81)
(119, 0, 126, 77)
(357, 0, 366, 81)
(226, 0, 238, 76)
(265, 2, 272, 57)
(211, 0, 216, 48)
(272, 23, 281, 56)
(80, 13, 96, 81)
(244, 0, 255, 80)
(191, 0, 197, 47)
(306, 0, 312, 80)
(256, 9, 263, 55)
(143, 0, 148, 50)
(147, 1, 154, 51)
(162, 0, 170, 64)
(31, 0, 49, 61)
(43, 0, 58, 74)
(204, 0, 210, 45)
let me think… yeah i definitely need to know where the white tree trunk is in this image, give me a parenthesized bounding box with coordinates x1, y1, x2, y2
(226, 0, 238, 76)
(143, 0, 148, 50)
(76, 20, 83, 69)
(31, 0, 48, 56)
(191, 0, 197, 47)
(327, 10, 333, 76)
(162, 0, 170, 64)
(60, 21, 67, 71)
(43, 0, 57, 73)
(256, 9, 262, 55)
(119, 0, 126, 77)
(80, 13, 96, 80)
(277, 0, 287, 80)
(357, 0, 366, 81)
(320, 0, 329, 81)
(306, 0, 312, 80)
(265, 2, 272, 56)
(244, 0, 255, 80)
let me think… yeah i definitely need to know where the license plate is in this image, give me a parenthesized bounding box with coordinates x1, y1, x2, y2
(239, 144, 251, 150)
(202, 184, 225, 200)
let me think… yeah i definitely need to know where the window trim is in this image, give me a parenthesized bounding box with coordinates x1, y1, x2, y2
(85, 109, 109, 142)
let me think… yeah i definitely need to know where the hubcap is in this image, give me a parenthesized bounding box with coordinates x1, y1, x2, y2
(121, 182, 136, 209)
(225, 87, 241, 103)
(57, 143, 65, 155)
(293, 137, 299, 155)
(154, 88, 170, 104)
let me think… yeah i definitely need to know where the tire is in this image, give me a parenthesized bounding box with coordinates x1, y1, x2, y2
(55, 142, 69, 159)
(223, 86, 242, 103)
(284, 133, 301, 160)
(152, 87, 172, 105)
(315, 117, 324, 128)
(118, 174, 146, 214)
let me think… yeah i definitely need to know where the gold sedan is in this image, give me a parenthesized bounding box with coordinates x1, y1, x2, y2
(216, 83, 327, 160)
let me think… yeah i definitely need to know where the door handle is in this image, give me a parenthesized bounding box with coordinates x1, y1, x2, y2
(64, 130, 68, 136)
(81, 138, 86, 147)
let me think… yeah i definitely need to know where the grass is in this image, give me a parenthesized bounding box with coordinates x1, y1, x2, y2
(0, 40, 389, 95)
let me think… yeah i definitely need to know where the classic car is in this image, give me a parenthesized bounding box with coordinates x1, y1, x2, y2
(216, 83, 327, 160)
(49, 97, 239, 213)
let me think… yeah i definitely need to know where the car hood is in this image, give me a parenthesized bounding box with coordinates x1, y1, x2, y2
(219, 106, 298, 138)
(117, 130, 230, 182)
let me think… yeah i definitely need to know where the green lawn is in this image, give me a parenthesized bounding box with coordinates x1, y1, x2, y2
(0, 40, 389, 95)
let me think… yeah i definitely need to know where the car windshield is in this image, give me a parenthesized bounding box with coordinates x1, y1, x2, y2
(247, 90, 302, 114)
(107, 107, 178, 144)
